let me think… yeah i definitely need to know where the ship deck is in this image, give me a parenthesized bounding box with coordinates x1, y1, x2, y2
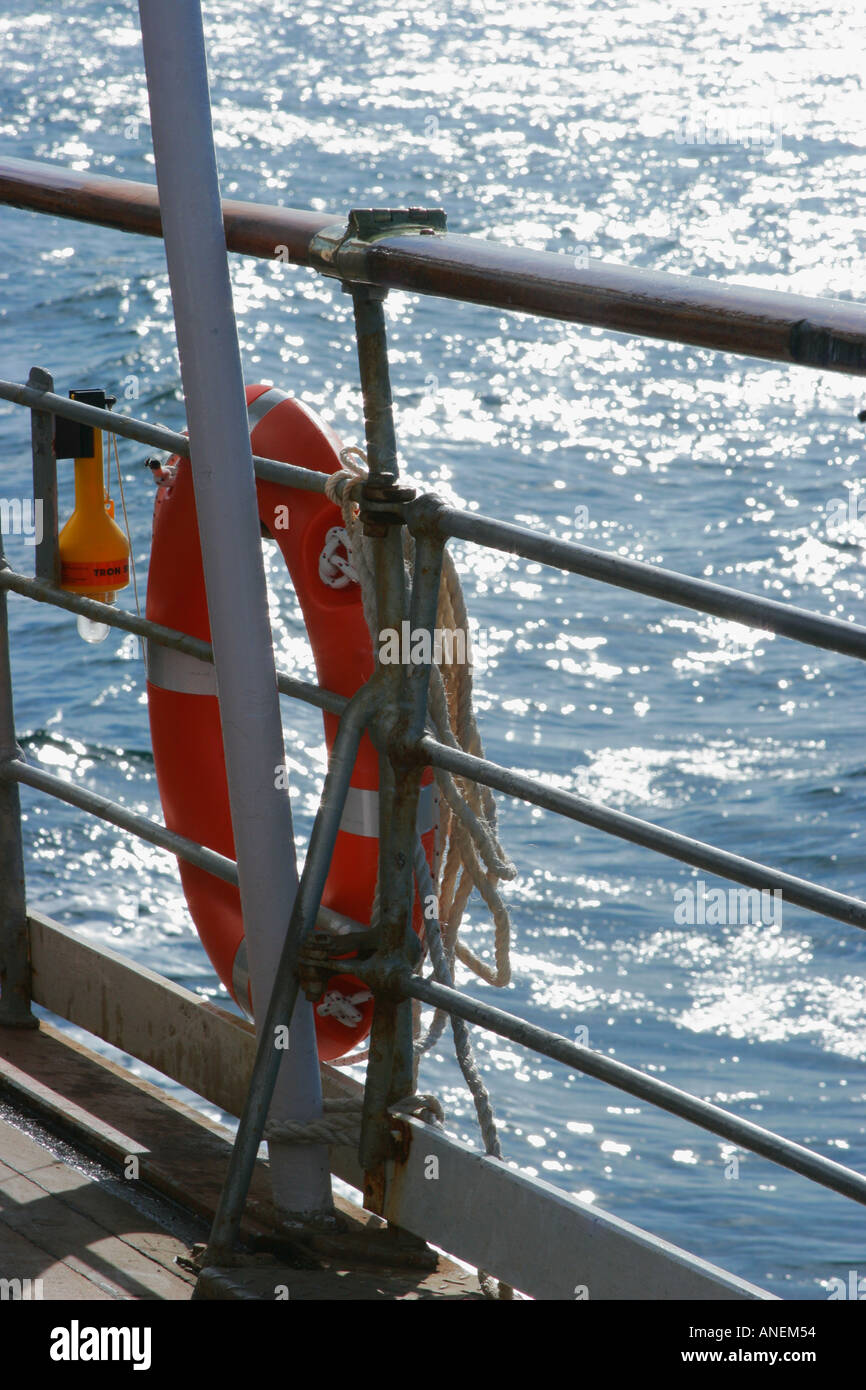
(0, 1102, 197, 1301)
(0, 1021, 484, 1300)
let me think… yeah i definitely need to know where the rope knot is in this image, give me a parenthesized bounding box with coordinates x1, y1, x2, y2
(324, 469, 363, 508)
(389, 1093, 446, 1128)
(324, 446, 368, 510)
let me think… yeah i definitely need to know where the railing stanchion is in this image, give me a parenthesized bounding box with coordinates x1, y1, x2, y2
(28, 367, 58, 586)
(347, 284, 425, 1202)
(0, 534, 35, 1028)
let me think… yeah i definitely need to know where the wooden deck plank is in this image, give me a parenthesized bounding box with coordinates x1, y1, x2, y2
(0, 1022, 350, 1239)
(27, 910, 364, 1177)
(195, 1262, 484, 1300)
(0, 1165, 192, 1300)
(0, 1219, 115, 1300)
(0, 1023, 275, 1236)
(0, 1115, 63, 1176)
(21, 1158, 196, 1285)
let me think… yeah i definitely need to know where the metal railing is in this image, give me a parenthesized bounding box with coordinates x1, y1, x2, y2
(3, 156, 866, 374)
(1, 162, 866, 1279)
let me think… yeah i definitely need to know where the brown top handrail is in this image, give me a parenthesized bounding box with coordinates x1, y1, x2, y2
(1, 155, 865, 374)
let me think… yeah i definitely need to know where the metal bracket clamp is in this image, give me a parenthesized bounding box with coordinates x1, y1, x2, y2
(54, 388, 117, 459)
(296, 936, 338, 1002)
(296, 913, 380, 1003)
(361, 478, 416, 538)
(309, 207, 447, 284)
(302, 925, 422, 983)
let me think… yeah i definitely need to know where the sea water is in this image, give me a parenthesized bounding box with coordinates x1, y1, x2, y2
(1, 0, 865, 1299)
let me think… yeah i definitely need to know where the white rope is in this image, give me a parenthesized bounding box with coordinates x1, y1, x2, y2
(263, 1094, 445, 1145)
(389, 1093, 445, 1127)
(411, 847, 513, 1298)
(413, 836, 500, 1155)
(330, 1044, 370, 1068)
(264, 1098, 362, 1146)
(316, 987, 371, 1029)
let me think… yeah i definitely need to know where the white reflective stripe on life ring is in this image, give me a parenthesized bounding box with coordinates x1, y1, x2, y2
(146, 640, 218, 696)
(247, 386, 288, 435)
(339, 782, 438, 839)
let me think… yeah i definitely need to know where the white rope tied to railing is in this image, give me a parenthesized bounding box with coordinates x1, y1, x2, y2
(264, 1098, 362, 1147)
(413, 836, 500, 1154)
(263, 1093, 444, 1146)
(412, 834, 513, 1299)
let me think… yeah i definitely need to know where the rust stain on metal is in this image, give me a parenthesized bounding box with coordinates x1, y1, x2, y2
(363, 1162, 386, 1217)
(362, 1123, 411, 1215)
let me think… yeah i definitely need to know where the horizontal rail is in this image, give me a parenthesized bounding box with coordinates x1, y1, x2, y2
(3, 566, 865, 931)
(1, 158, 865, 373)
(406, 975, 866, 1209)
(5, 380, 865, 665)
(0, 756, 238, 883)
(416, 735, 866, 931)
(0, 377, 328, 497)
(0, 566, 346, 716)
(428, 503, 866, 662)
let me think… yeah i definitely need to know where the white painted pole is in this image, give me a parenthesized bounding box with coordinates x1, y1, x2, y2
(137, 0, 331, 1215)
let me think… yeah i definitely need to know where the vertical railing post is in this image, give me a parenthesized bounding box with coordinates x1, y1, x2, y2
(29, 367, 59, 585)
(347, 284, 426, 1203)
(0, 526, 36, 1028)
(405, 524, 446, 743)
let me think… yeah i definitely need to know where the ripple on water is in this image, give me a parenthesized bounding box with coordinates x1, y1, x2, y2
(0, 0, 864, 1298)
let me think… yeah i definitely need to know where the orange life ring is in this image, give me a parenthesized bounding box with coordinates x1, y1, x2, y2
(145, 385, 437, 1060)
